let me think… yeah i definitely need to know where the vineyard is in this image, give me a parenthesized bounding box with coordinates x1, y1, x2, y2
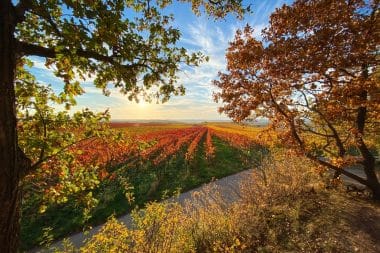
(21, 123, 268, 250)
(4, 0, 377, 252)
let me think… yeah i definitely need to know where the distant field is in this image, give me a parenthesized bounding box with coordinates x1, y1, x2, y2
(110, 122, 191, 135)
(21, 122, 269, 250)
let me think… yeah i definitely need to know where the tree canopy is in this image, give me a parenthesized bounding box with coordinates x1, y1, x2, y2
(15, 0, 241, 102)
(12, 0, 246, 201)
(0, 0, 246, 251)
(214, 0, 380, 198)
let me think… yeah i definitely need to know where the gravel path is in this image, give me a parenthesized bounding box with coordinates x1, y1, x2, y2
(30, 169, 253, 252)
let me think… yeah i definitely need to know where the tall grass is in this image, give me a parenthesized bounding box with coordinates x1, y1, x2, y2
(55, 151, 370, 252)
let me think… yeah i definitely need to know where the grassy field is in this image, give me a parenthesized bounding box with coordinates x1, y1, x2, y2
(20, 123, 268, 250)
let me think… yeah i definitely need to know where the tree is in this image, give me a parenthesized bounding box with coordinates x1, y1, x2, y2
(0, 0, 246, 251)
(214, 0, 380, 199)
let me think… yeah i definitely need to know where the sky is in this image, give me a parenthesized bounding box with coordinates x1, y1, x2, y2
(29, 0, 290, 121)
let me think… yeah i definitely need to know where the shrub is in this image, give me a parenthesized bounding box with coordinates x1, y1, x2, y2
(62, 151, 374, 252)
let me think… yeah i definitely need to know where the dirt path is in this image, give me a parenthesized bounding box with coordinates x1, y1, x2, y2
(30, 169, 252, 252)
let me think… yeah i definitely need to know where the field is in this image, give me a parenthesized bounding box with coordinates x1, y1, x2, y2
(21, 122, 269, 250)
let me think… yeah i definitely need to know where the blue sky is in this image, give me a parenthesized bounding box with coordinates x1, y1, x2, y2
(29, 0, 290, 121)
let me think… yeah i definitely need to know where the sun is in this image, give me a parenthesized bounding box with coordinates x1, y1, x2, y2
(138, 99, 147, 108)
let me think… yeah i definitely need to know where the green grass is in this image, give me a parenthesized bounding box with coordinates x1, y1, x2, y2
(20, 136, 267, 250)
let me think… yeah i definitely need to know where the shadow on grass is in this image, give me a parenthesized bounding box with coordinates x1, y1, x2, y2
(21, 136, 269, 251)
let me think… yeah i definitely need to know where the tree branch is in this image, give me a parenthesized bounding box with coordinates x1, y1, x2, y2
(268, 84, 305, 149)
(354, 67, 378, 186)
(299, 90, 347, 157)
(321, 139, 337, 157)
(29, 136, 95, 172)
(208, 0, 222, 4)
(300, 126, 334, 138)
(16, 40, 155, 72)
(33, 102, 47, 164)
(306, 154, 368, 186)
(30, 5, 63, 37)
(17, 41, 56, 58)
(14, 0, 33, 23)
(268, 84, 369, 186)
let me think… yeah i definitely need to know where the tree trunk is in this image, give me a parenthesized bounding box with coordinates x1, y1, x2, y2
(355, 67, 380, 200)
(363, 161, 380, 201)
(0, 2, 30, 252)
(357, 132, 380, 200)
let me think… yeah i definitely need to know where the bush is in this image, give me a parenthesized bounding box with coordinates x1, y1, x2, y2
(185, 151, 328, 252)
(59, 151, 375, 252)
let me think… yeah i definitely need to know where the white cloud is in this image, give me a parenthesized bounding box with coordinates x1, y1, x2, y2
(30, 57, 49, 70)
(25, 0, 283, 120)
(38, 19, 256, 120)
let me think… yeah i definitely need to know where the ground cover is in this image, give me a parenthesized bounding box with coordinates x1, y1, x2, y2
(59, 152, 380, 253)
(20, 123, 267, 250)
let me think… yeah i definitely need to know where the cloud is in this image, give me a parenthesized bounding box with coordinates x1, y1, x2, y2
(26, 20, 252, 120)
(25, 1, 285, 120)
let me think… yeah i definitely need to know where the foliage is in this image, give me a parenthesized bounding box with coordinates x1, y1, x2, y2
(207, 123, 280, 148)
(2, 0, 249, 251)
(15, 0, 245, 103)
(21, 124, 265, 250)
(4, 0, 248, 205)
(57, 151, 380, 253)
(5, 0, 246, 250)
(10, 0, 245, 219)
(213, 0, 380, 196)
(17, 56, 114, 218)
(205, 128, 215, 159)
(185, 127, 207, 161)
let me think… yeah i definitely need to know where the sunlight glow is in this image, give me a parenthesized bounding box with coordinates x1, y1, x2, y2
(138, 100, 147, 108)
